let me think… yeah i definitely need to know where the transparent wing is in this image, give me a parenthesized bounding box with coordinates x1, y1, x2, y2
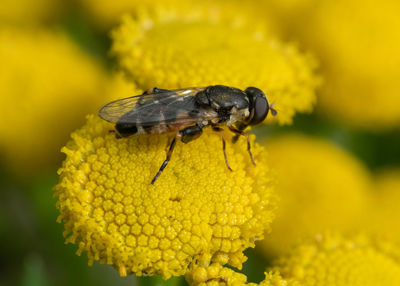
(98, 87, 217, 125)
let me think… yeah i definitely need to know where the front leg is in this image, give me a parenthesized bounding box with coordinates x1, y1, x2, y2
(228, 126, 256, 166)
(151, 125, 203, 184)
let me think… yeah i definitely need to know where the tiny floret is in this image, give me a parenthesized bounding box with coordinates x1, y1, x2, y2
(186, 263, 297, 286)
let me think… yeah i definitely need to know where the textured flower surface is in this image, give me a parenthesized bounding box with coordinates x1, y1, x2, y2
(258, 134, 372, 256)
(0, 28, 107, 173)
(111, 7, 319, 125)
(285, 0, 400, 129)
(272, 233, 400, 286)
(55, 115, 275, 278)
(186, 263, 297, 286)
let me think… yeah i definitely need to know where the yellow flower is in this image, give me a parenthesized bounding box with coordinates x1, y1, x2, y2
(0, 29, 129, 174)
(274, 0, 400, 129)
(111, 7, 319, 125)
(54, 115, 275, 278)
(272, 233, 400, 286)
(186, 263, 295, 286)
(258, 134, 372, 256)
(366, 168, 400, 243)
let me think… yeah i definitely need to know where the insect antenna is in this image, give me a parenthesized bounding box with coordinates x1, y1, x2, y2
(269, 103, 278, 116)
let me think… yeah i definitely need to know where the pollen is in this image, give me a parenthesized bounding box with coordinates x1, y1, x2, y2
(111, 6, 319, 125)
(272, 233, 400, 286)
(54, 115, 275, 278)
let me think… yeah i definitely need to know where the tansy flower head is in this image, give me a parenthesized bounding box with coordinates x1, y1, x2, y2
(111, 6, 319, 125)
(287, 0, 400, 130)
(258, 134, 372, 256)
(272, 233, 400, 286)
(54, 115, 275, 278)
(0, 28, 107, 174)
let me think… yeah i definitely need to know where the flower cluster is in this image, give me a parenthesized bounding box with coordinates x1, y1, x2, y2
(51, 1, 400, 286)
(55, 115, 275, 278)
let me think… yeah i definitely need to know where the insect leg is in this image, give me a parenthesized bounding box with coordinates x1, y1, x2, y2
(212, 126, 233, 172)
(180, 124, 203, 143)
(228, 126, 256, 166)
(108, 129, 122, 139)
(231, 122, 247, 143)
(152, 87, 171, 93)
(151, 125, 203, 184)
(151, 133, 179, 185)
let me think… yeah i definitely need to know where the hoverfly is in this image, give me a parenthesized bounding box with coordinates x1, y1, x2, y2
(99, 85, 277, 184)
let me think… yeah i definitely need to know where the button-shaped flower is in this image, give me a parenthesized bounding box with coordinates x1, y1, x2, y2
(111, 6, 319, 125)
(258, 134, 372, 256)
(55, 115, 275, 278)
(272, 233, 400, 286)
(0, 28, 107, 173)
(283, 0, 400, 129)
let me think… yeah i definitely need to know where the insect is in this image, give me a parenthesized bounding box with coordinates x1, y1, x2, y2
(99, 85, 277, 184)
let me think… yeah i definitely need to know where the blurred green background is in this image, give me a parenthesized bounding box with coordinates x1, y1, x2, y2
(1, 0, 400, 285)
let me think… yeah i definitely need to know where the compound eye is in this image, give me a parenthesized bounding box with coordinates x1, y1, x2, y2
(249, 96, 269, 125)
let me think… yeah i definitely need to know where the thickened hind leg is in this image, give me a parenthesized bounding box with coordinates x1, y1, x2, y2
(151, 125, 203, 184)
(180, 124, 203, 143)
